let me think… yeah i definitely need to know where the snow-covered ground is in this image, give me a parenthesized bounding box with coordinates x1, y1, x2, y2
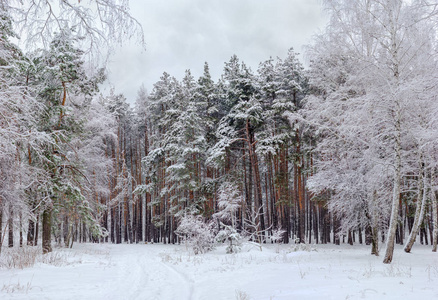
(0, 242, 437, 299)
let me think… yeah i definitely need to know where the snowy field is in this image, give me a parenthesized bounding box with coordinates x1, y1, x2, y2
(0, 242, 437, 300)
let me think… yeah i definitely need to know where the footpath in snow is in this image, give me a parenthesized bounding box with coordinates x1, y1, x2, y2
(0, 242, 438, 299)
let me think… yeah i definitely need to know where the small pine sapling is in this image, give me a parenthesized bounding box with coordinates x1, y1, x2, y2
(216, 222, 242, 254)
(213, 182, 243, 253)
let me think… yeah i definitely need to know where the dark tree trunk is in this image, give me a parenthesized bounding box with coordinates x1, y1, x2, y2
(395, 226, 400, 245)
(63, 215, 69, 247)
(133, 201, 137, 243)
(82, 220, 87, 243)
(421, 226, 428, 245)
(8, 206, 13, 248)
(116, 205, 122, 244)
(111, 207, 115, 243)
(19, 213, 23, 247)
(103, 208, 108, 243)
(308, 197, 312, 244)
(334, 214, 340, 245)
(35, 214, 39, 246)
(398, 201, 404, 245)
(313, 205, 319, 244)
(348, 230, 353, 245)
(283, 206, 290, 244)
(42, 208, 52, 254)
(27, 218, 35, 246)
(428, 212, 433, 246)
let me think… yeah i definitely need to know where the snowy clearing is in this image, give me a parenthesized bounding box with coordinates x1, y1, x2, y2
(0, 243, 437, 300)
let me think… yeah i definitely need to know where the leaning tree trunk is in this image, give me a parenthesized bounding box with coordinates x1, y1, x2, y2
(405, 165, 427, 253)
(383, 125, 402, 264)
(383, 169, 401, 263)
(382, 11, 404, 264)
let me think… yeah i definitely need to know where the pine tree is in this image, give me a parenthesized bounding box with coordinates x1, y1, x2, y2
(0, 8, 44, 252)
(30, 29, 105, 253)
(257, 49, 307, 243)
(207, 55, 268, 239)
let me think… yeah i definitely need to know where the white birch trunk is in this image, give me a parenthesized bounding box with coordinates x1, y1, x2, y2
(383, 114, 402, 264)
(383, 4, 402, 264)
(371, 190, 379, 256)
(383, 169, 401, 264)
(404, 164, 427, 253)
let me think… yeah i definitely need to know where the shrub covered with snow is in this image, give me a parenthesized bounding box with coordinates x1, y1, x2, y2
(175, 214, 215, 255)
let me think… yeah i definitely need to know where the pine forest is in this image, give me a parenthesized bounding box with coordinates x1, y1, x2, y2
(1, 1, 438, 299)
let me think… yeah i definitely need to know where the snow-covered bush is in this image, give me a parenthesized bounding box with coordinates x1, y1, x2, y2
(270, 228, 286, 244)
(175, 214, 215, 255)
(243, 209, 287, 251)
(243, 207, 286, 251)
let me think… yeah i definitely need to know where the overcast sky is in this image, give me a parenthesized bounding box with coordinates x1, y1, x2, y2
(104, 0, 328, 104)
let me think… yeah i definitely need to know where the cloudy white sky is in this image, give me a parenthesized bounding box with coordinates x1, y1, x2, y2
(105, 0, 328, 103)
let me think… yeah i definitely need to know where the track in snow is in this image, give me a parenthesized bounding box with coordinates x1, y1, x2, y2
(103, 244, 194, 300)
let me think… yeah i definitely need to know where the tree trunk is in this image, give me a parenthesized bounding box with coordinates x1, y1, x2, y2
(42, 208, 52, 254)
(116, 204, 122, 244)
(110, 207, 115, 243)
(247, 122, 266, 238)
(432, 175, 438, 252)
(19, 213, 23, 247)
(35, 214, 39, 246)
(383, 14, 403, 264)
(308, 196, 313, 244)
(64, 215, 69, 247)
(369, 190, 380, 255)
(348, 230, 353, 245)
(0, 202, 3, 253)
(421, 227, 428, 245)
(27, 218, 35, 246)
(428, 212, 433, 246)
(296, 133, 305, 244)
(313, 204, 319, 244)
(405, 167, 427, 253)
(334, 214, 340, 245)
(383, 143, 401, 263)
(8, 205, 13, 248)
(371, 224, 379, 256)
